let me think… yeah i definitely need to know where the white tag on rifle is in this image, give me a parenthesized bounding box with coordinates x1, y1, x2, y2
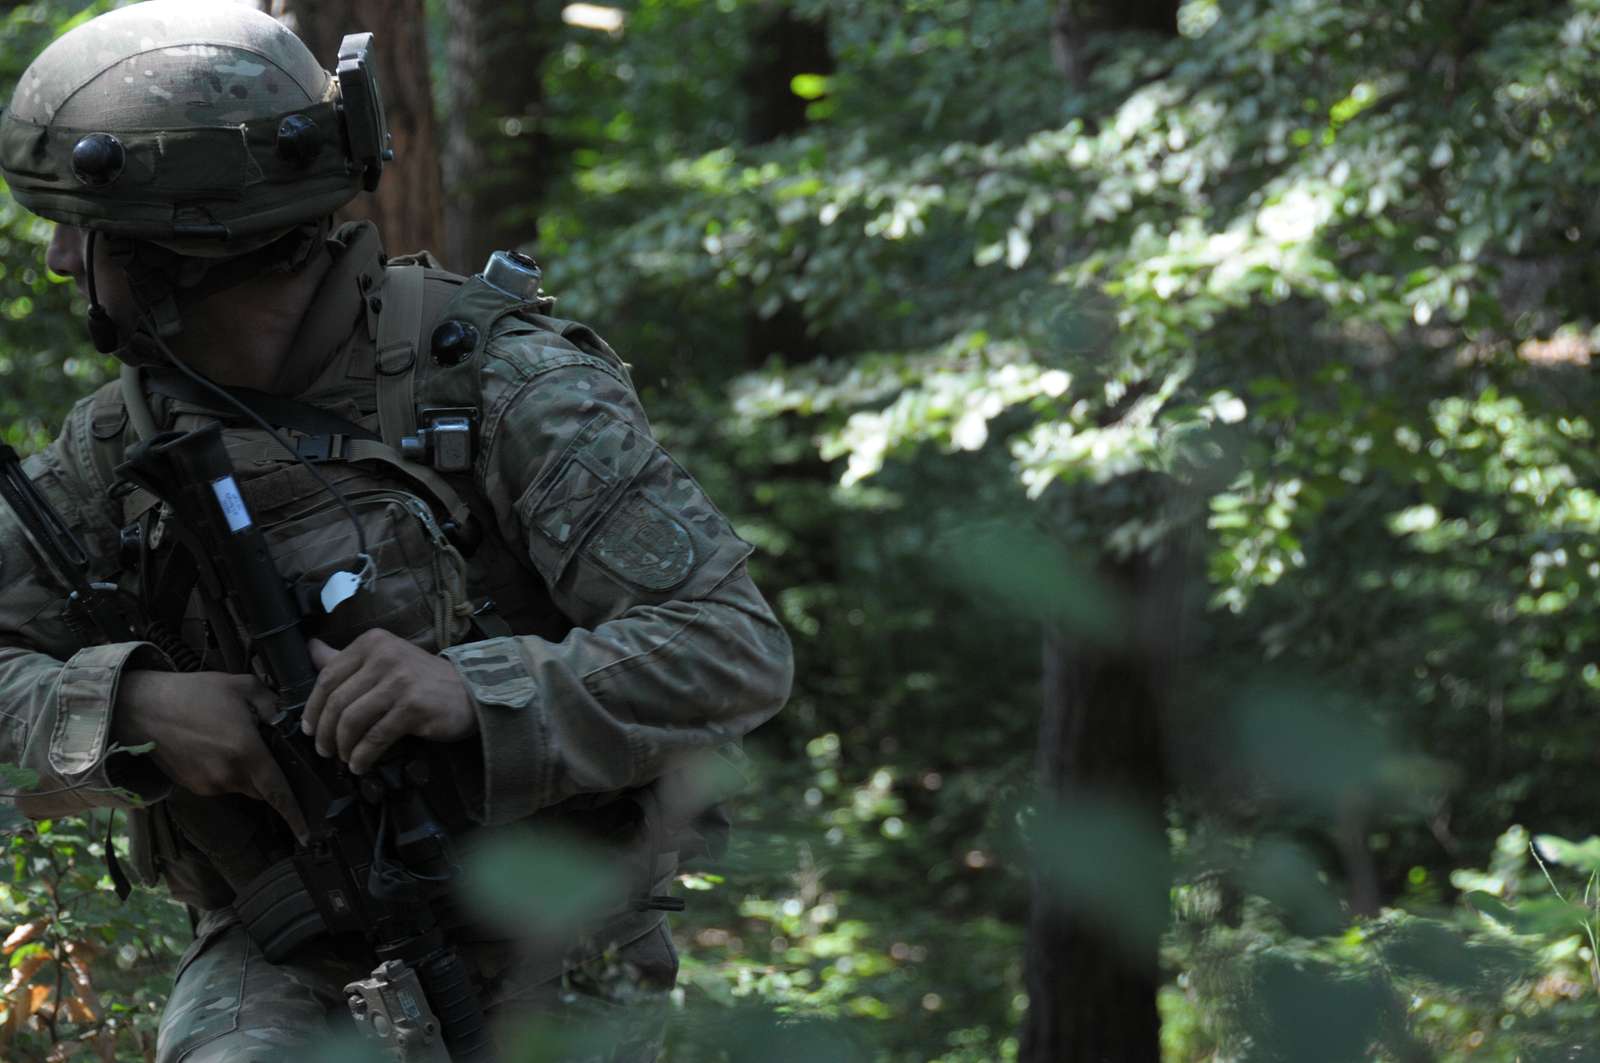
(320, 570, 362, 614)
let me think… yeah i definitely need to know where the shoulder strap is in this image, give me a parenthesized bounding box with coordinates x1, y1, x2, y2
(374, 264, 425, 452)
(387, 250, 444, 269)
(142, 369, 382, 443)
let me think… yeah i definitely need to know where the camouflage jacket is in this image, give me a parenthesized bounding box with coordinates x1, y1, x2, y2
(0, 224, 793, 934)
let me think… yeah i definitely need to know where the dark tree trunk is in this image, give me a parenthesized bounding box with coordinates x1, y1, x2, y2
(1052, 0, 1180, 86)
(741, 3, 833, 146)
(740, 3, 832, 364)
(1021, 10, 1182, 1056)
(440, 0, 562, 274)
(1021, 550, 1178, 1063)
(276, 0, 445, 256)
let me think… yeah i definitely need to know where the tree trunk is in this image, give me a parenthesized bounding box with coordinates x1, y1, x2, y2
(741, 3, 833, 146)
(1052, 0, 1180, 86)
(1022, 10, 1183, 1055)
(439, 0, 562, 274)
(740, 3, 832, 364)
(275, 0, 445, 257)
(1021, 552, 1176, 1063)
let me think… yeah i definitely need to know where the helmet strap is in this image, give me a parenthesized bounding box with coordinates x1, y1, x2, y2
(176, 219, 331, 304)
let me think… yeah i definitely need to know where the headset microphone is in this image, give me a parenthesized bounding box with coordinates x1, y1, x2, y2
(86, 306, 118, 354)
(83, 231, 120, 354)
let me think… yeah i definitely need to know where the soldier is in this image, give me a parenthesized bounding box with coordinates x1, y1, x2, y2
(0, 2, 792, 1060)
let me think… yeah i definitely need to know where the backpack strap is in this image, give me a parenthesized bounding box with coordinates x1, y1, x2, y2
(374, 264, 425, 453)
(142, 369, 383, 443)
(340, 439, 473, 531)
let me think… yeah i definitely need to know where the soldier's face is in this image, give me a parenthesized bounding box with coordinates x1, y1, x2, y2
(45, 223, 136, 330)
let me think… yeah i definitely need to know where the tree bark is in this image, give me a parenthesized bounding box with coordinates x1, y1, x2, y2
(1023, 10, 1182, 1057)
(741, 3, 833, 146)
(740, 3, 832, 365)
(439, 0, 563, 273)
(1052, 0, 1180, 86)
(275, 0, 445, 257)
(1021, 549, 1178, 1063)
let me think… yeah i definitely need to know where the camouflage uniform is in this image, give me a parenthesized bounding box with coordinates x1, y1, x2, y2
(0, 3, 792, 1060)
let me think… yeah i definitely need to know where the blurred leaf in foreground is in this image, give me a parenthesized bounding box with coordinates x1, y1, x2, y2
(1235, 837, 1345, 938)
(665, 1000, 866, 1063)
(933, 517, 1128, 643)
(1228, 681, 1450, 819)
(1029, 789, 1171, 959)
(462, 830, 631, 940)
(1240, 952, 1390, 1063)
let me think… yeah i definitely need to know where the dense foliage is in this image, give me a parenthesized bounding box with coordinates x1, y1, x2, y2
(539, 0, 1600, 1058)
(8, 0, 1600, 1059)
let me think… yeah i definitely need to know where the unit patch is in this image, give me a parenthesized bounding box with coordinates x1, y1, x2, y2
(587, 490, 694, 591)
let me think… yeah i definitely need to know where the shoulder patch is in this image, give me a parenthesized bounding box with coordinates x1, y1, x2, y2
(586, 489, 694, 591)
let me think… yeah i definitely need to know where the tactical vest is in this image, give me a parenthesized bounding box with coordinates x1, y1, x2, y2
(90, 238, 678, 911)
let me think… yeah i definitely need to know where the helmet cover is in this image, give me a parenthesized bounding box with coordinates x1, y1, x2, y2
(0, 0, 366, 256)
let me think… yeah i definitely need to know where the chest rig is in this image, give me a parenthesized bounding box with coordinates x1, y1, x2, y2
(88, 241, 714, 956)
(115, 234, 616, 638)
(98, 241, 609, 908)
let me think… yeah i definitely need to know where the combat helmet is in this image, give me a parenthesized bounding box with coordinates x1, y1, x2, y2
(0, 0, 390, 258)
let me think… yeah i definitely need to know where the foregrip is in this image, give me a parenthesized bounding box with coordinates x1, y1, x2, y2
(418, 948, 494, 1063)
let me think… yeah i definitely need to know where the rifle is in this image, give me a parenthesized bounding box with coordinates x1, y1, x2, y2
(0, 445, 141, 645)
(2, 428, 492, 1062)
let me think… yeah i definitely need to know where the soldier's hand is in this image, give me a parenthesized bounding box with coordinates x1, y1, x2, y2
(112, 670, 309, 843)
(302, 630, 477, 775)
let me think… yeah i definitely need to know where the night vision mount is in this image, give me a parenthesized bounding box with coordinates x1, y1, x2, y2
(336, 33, 393, 192)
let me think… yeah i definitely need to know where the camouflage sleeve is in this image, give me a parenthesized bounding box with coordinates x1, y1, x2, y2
(0, 391, 171, 817)
(441, 325, 793, 826)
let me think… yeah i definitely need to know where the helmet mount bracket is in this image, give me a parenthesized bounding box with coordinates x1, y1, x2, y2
(335, 34, 392, 193)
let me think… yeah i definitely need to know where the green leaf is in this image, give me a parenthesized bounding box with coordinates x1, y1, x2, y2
(790, 73, 832, 100)
(1462, 891, 1515, 927)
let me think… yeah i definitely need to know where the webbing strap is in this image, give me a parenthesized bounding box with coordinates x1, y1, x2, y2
(143, 369, 381, 443)
(375, 265, 424, 452)
(223, 435, 474, 532)
(105, 813, 131, 902)
(342, 439, 473, 530)
(469, 608, 514, 640)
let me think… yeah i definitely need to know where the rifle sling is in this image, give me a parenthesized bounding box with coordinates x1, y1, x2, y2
(143, 370, 382, 443)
